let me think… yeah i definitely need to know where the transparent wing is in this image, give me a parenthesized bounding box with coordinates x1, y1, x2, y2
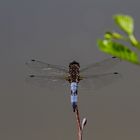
(25, 59, 68, 76)
(78, 72, 122, 92)
(26, 74, 69, 91)
(80, 57, 121, 75)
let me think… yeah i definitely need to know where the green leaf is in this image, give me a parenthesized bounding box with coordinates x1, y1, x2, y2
(114, 14, 134, 35)
(97, 39, 139, 64)
(129, 34, 140, 49)
(104, 32, 113, 39)
(136, 42, 140, 49)
(104, 32, 123, 40)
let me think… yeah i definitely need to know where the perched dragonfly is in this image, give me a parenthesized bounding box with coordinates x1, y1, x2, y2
(26, 57, 121, 112)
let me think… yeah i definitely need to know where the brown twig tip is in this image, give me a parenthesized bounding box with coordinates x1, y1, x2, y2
(82, 118, 87, 130)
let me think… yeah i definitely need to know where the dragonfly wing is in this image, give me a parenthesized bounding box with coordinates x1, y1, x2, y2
(80, 57, 121, 75)
(25, 59, 68, 76)
(78, 72, 122, 92)
(26, 75, 69, 91)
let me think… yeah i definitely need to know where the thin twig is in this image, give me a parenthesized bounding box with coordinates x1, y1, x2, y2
(76, 107, 82, 140)
(75, 106, 87, 140)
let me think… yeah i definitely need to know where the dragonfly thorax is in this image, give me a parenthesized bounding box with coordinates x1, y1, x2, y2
(68, 61, 80, 83)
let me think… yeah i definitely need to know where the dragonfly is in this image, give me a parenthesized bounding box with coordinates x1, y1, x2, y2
(26, 57, 121, 112)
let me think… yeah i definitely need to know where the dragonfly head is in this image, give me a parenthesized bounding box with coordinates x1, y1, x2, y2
(69, 61, 80, 68)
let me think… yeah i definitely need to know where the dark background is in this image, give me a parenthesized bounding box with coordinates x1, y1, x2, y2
(0, 0, 140, 140)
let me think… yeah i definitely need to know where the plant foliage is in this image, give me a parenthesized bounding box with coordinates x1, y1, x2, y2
(97, 14, 140, 65)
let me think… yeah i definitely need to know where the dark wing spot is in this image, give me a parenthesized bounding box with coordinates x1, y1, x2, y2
(114, 72, 118, 74)
(31, 59, 36, 62)
(29, 75, 35, 77)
